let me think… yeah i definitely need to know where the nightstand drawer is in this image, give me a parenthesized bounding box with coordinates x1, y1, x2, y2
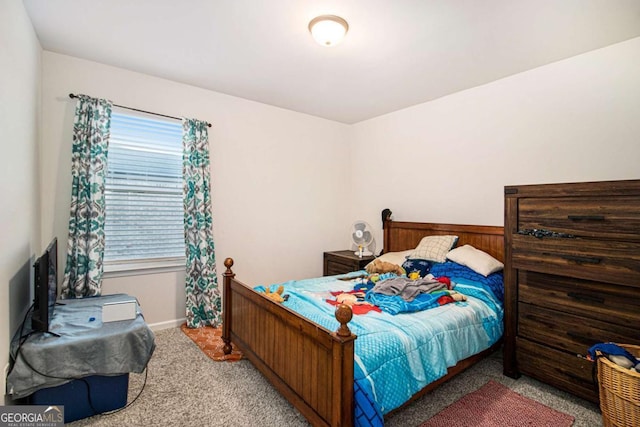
(518, 271, 640, 327)
(518, 196, 640, 241)
(323, 251, 374, 276)
(326, 266, 351, 276)
(326, 259, 355, 276)
(511, 234, 640, 286)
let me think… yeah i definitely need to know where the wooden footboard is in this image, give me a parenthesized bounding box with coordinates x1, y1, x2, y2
(222, 220, 504, 427)
(222, 258, 356, 427)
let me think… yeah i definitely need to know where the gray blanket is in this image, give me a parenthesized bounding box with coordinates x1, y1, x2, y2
(7, 293, 155, 398)
(371, 276, 446, 302)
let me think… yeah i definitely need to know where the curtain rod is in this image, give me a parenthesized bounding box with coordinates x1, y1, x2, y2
(68, 93, 212, 128)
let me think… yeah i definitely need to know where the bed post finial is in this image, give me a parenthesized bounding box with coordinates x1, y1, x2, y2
(382, 209, 393, 254)
(224, 257, 235, 276)
(335, 304, 353, 337)
(381, 208, 392, 229)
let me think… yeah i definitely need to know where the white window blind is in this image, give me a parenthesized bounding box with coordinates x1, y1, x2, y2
(104, 111, 185, 269)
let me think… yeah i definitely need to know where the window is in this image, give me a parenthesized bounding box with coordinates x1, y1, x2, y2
(104, 110, 185, 273)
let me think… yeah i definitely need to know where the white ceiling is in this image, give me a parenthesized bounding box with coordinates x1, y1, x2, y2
(23, 0, 640, 124)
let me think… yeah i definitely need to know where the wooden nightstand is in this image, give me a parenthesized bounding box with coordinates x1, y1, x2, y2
(323, 250, 375, 276)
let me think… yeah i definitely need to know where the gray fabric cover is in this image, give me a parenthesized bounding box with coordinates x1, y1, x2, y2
(7, 294, 155, 398)
(371, 276, 446, 302)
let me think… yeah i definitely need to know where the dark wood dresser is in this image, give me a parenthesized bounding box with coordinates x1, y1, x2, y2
(323, 250, 375, 276)
(503, 179, 640, 403)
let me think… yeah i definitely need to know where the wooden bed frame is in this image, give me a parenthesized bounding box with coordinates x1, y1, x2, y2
(222, 219, 504, 426)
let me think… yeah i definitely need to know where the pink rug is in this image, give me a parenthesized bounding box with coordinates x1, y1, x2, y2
(420, 380, 575, 427)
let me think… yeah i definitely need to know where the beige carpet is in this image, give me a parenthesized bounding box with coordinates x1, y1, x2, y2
(67, 328, 601, 426)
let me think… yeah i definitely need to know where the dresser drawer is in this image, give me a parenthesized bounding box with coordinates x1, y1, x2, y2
(518, 196, 640, 241)
(518, 303, 639, 356)
(518, 271, 640, 327)
(511, 234, 640, 287)
(516, 338, 597, 402)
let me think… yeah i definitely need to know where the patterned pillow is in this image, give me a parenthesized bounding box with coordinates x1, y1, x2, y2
(409, 235, 458, 263)
(401, 259, 433, 278)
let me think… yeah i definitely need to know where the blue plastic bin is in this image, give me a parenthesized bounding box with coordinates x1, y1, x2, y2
(29, 374, 129, 423)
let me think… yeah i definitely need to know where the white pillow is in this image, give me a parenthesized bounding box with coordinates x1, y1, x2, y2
(409, 235, 458, 263)
(446, 244, 504, 277)
(365, 250, 413, 269)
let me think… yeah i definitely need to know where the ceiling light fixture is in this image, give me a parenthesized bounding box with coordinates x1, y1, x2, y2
(308, 15, 349, 47)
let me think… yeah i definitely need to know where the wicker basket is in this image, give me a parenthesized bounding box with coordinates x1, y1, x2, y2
(597, 344, 640, 427)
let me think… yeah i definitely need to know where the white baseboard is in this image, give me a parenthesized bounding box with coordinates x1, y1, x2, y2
(148, 318, 186, 331)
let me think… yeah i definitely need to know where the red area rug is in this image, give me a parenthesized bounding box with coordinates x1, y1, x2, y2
(181, 323, 243, 362)
(420, 380, 575, 427)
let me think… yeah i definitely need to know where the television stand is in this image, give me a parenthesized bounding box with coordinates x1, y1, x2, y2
(7, 294, 155, 422)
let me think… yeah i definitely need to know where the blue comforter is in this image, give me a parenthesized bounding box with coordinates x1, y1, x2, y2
(257, 271, 503, 426)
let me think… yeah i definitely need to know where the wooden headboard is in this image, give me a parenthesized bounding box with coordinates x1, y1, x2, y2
(383, 220, 504, 262)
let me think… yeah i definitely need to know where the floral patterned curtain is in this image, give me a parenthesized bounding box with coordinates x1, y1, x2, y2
(182, 118, 222, 328)
(61, 95, 112, 298)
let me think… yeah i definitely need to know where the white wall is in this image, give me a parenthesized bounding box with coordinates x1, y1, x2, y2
(0, 0, 42, 402)
(23, 26, 640, 334)
(41, 52, 352, 328)
(351, 37, 640, 246)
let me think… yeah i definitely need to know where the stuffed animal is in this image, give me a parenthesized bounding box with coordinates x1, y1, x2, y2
(260, 285, 285, 303)
(587, 343, 640, 371)
(334, 292, 377, 310)
(336, 293, 359, 305)
(408, 271, 420, 280)
(448, 291, 467, 302)
(365, 259, 405, 276)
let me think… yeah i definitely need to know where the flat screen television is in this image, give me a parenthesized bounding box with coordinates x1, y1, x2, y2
(32, 238, 58, 333)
